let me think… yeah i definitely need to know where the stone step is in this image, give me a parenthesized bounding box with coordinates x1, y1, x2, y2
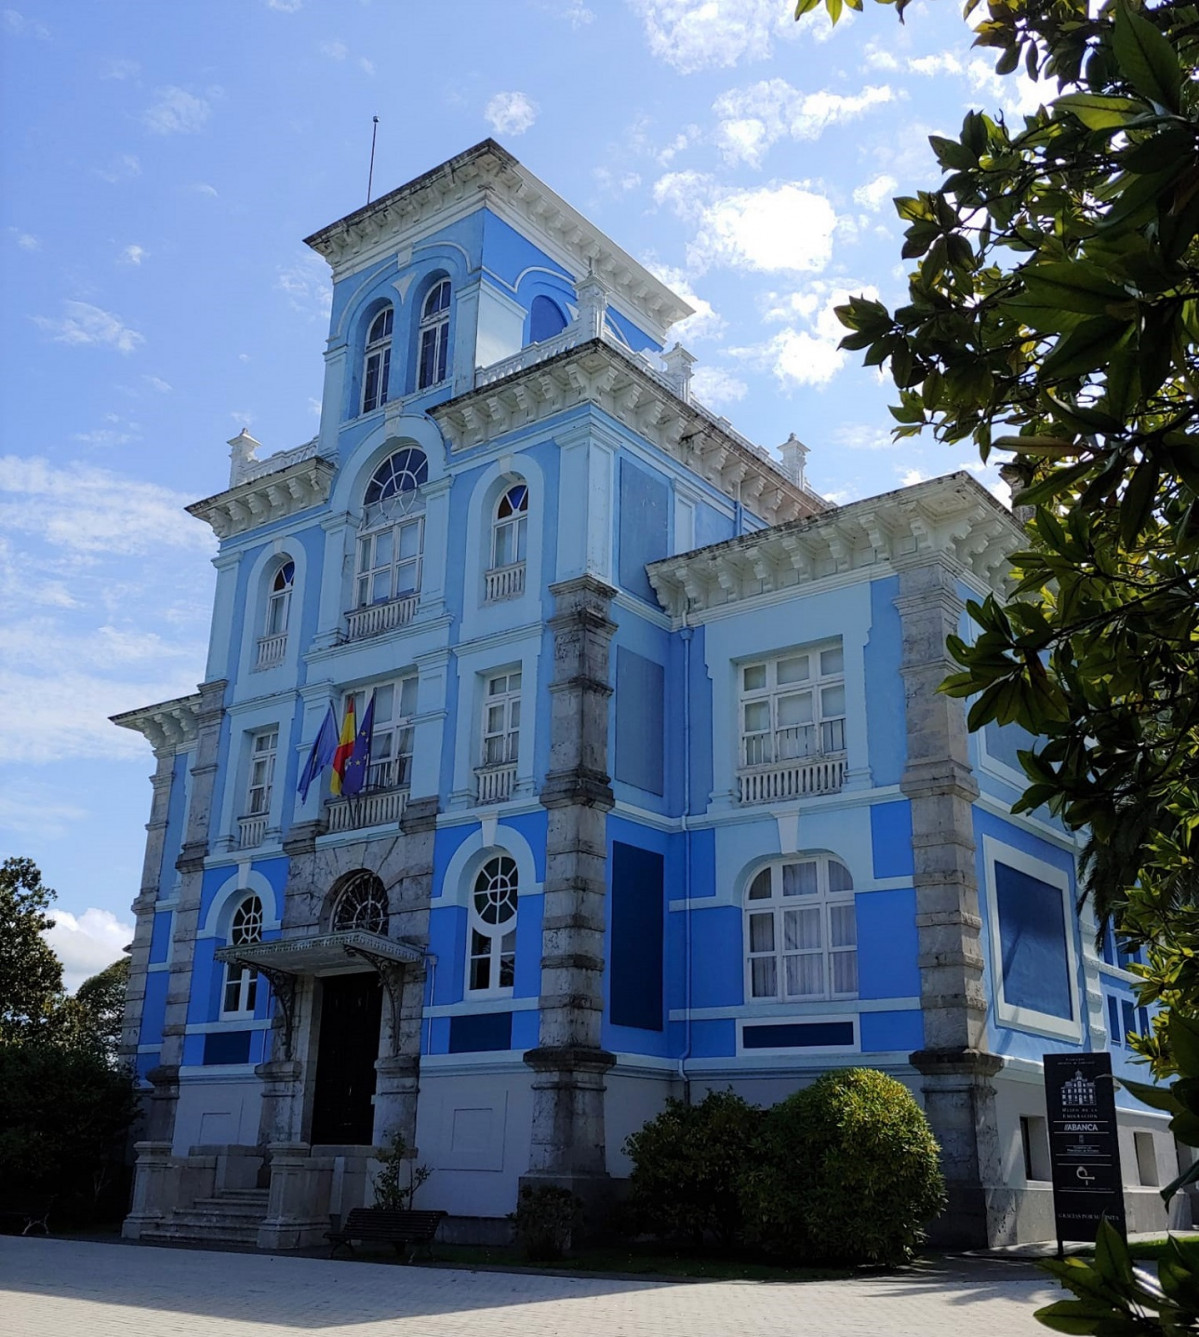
(193, 1192, 269, 1209)
(167, 1208, 267, 1229)
(140, 1222, 262, 1246)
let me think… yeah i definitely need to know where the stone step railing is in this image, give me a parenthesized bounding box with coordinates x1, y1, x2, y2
(475, 763, 517, 805)
(325, 787, 407, 834)
(344, 595, 419, 641)
(737, 755, 846, 805)
(484, 561, 525, 602)
(254, 632, 287, 671)
(238, 814, 268, 849)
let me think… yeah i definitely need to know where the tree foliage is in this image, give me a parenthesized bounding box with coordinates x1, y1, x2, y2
(0, 856, 64, 1042)
(794, 0, 1199, 1323)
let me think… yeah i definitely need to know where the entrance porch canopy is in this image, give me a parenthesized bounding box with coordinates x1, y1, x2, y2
(214, 929, 423, 975)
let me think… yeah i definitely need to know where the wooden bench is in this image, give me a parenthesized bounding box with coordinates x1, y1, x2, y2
(0, 1195, 53, 1237)
(326, 1208, 446, 1260)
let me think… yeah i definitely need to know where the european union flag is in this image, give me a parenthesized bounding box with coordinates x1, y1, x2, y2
(297, 703, 338, 802)
(341, 691, 375, 797)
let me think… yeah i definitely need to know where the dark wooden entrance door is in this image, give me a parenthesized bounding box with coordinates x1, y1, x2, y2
(310, 971, 382, 1146)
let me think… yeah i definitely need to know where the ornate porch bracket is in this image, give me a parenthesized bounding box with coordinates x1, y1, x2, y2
(343, 945, 407, 1057)
(257, 965, 299, 1060)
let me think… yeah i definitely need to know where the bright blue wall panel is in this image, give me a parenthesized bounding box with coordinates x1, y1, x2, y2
(150, 911, 173, 964)
(695, 502, 734, 549)
(865, 576, 906, 787)
(860, 1009, 923, 1053)
(995, 860, 1073, 1020)
(689, 906, 744, 1007)
(610, 842, 665, 1031)
(689, 1018, 736, 1057)
(856, 887, 920, 1000)
(871, 802, 914, 879)
(139, 970, 169, 1048)
(615, 647, 665, 796)
(449, 1011, 512, 1053)
(618, 458, 670, 602)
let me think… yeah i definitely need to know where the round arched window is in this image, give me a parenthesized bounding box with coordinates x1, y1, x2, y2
(468, 855, 518, 993)
(364, 448, 428, 513)
(473, 855, 518, 925)
(332, 871, 389, 934)
(230, 894, 263, 945)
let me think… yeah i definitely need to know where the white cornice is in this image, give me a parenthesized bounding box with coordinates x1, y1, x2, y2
(111, 693, 202, 751)
(302, 140, 692, 344)
(431, 338, 823, 529)
(187, 456, 337, 540)
(647, 472, 1022, 621)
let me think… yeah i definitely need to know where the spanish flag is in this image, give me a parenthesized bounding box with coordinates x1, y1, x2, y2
(330, 697, 357, 796)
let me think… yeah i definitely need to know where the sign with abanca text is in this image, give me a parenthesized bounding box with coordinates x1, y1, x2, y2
(1044, 1052, 1126, 1244)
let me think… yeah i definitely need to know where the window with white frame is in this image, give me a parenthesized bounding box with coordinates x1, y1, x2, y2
(481, 670, 521, 767)
(265, 561, 294, 638)
(362, 307, 393, 414)
(417, 280, 451, 390)
(331, 870, 388, 934)
(491, 484, 528, 570)
(343, 675, 417, 791)
(245, 729, 278, 817)
(744, 855, 857, 1002)
(740, 643, 846, 770)
(468, 855, 517, 993)
(221, 894, 263, 1017)
(355, 449, 428, 609)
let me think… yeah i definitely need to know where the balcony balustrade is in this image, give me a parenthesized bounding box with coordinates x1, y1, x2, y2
(484, 562, 525, 603)
(737, 754, 846, 805)
(254, 631, 287, 671)
(238, 814, 268, 849)
(475, 762, 517, 805)
(325, 786, 407, 834)
(344, 594, 419, 641)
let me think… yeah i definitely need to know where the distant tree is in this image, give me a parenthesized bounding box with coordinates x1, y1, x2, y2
(55, 957, 130, 1066)
(0, 856, 64, 1042)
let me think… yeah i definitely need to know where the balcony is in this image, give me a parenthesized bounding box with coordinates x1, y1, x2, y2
(738, 722, 846, 805)
(254, 631, 287, 671)
(325, 786, 407, 834)
(484, 561, 525, 603)
(238, 814, 268, 849)
(344, 594, 419, 642)
(475, 762, 517, 805)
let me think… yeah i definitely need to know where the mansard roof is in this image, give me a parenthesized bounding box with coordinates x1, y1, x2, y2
(647, 472, 1023, 620)
(432, 335, 825, 529)
(111, 692, 202, 751)
(302, 139, 693, 344)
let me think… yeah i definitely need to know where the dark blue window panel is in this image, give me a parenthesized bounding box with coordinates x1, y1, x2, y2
(995, 861, 1073, 1020)
(1107, 995, 1121, 1045)
(1122, 999, 1136, 1043)
(618, 460, 669, 602)
(529, 295, 567, 343)
(743, 1021, 855, 1049)
(610, 843, 664, 1030)
(449, 1011, 512, 1053)
(984, 719, 1036, 775)
(203, 1031, 251, 1065)
(615, 648, 664, 795)
(1101, 924, 1117, 966)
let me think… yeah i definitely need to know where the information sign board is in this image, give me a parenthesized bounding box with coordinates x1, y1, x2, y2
(1043, 1051, 1126, 1245)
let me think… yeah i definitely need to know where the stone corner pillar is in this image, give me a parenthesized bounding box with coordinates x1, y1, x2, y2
(523, 576, 617, 1224)
(122, 1141, 175, 1239)
(255, 1058, 304, 1147)
(258, 1141, 330, 1250)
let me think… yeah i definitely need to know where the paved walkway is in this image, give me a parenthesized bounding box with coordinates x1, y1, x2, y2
(0, 1236, 1060, 1336)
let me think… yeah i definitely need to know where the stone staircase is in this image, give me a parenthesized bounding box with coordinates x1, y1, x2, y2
(139, 1187, 270, 1247)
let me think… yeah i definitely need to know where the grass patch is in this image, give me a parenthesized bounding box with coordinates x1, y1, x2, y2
(417, 1241, 859, 1282)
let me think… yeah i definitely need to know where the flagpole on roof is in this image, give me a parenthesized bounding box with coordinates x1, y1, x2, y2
(367, 115, 379, 205)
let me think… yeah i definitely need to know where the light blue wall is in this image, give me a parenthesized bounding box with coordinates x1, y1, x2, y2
(865, 576, 906, 786)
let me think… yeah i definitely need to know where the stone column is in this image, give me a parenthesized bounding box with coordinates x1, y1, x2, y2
(156, 678, 228, 1148)
(256, 1058, 305, 1146)
(896, 559, 1004, 1247)
(122, 1141, 175, 1239)
(523, 576, 617, 1218)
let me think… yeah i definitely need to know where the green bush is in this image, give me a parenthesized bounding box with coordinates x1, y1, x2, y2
(510, 1184, 580, 1261)
(742, 1068, 944, 1267)
(623, 1089, 763, 1247)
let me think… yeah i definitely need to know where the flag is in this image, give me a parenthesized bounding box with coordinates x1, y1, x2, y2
(297, 703, 338, 802)
(340, 691, 375, 797)
(330, 696, 357, 797)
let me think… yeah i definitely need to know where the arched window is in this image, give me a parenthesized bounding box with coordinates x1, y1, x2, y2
(353, 449, 428, 627)
(417, 280, 451, 390)
(265, 561, 294, 637)
(222, 894, 263, 1017)
(529, 295, 567, 344)
(467, 855, 517, 993)
(332, 870, 389, 935)
(490, 483, 528, 572)
(362, 306, 393, 414)
(744, 855, 856, 1002)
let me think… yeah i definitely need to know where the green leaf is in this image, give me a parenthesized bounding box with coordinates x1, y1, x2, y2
(1112, 0, 1182, 113)
(1117, 1076, 1182, 1115)
(1021, 263, 1129, 315)
(1053, 91, 1142, 130)
(1169, 1012, 1199, 1076)
(1039, 317, 1131, 383)
(1033, 1299, 1122, 1334)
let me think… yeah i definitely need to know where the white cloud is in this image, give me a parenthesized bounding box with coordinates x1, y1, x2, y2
(592, 166, 643, 195)
(899, 467, 928, 487)
(966, 57, 1046, 119)
(94, 154, 141, 184)
(359, 57, 375, 76)
(695, 183, 838, 274)
(0, 787, 88, 841)
(713, 78, 895, 167)
(33, 301, 144, 354)
(100, 57, 139, 79)
(646, 263, 723, 341)
(142, 86, 212, 135)
(734, 280, 878, 388)
(691, 365, 748, 407)
(630, 0, 800, 74)
(320, 39, 348, 59)
(191, 181, 219, 198)
(4, 9, 49, 38)
(853, 173, 897, 212)
(119, 244, 146, 266)
(484, 91, 539, 136)
(910, 52, 964, 77)
(266, 0, 302, 9)
(277, 251, 332, 321)
(42, 909, 133, 995)
(652, 169, 714, 222)
(9, 228, 39, 251)
(144, 374, 172, 393)
(73, 426, 139, 448)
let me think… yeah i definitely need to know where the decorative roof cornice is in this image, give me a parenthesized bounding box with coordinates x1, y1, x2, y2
(646, 472, 1022, 620)
(432, 337, 824, 529)
(111, 693, 202, 751)
(186, 453, 336, 540)
(302, 140, 692, 343)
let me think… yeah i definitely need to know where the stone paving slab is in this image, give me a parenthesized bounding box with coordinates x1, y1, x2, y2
(0, 1235, 1060, 1336)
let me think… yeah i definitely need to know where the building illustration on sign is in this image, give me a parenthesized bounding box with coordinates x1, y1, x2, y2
(112, 140, 1188, 1252)
(1061, 1071, 1098, 1108)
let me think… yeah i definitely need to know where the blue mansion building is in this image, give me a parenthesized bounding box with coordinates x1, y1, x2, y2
(114, 140, 1184, 1250)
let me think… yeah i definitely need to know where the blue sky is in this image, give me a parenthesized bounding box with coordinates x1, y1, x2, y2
(0, 0, 1041, 987)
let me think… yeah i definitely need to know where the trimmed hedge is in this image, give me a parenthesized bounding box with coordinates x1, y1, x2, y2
(742, 1068, 945, 1266)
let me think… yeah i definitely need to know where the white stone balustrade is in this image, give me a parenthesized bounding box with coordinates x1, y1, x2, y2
(737, 755, 846, 805)
(238, 814, 268, 849)
(484, 562, 525, 602)
(254, 632, 288, 671)
(475, 763, 517, 805)
(344, 595, 419, 641)
(325, 787, 407, 834)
